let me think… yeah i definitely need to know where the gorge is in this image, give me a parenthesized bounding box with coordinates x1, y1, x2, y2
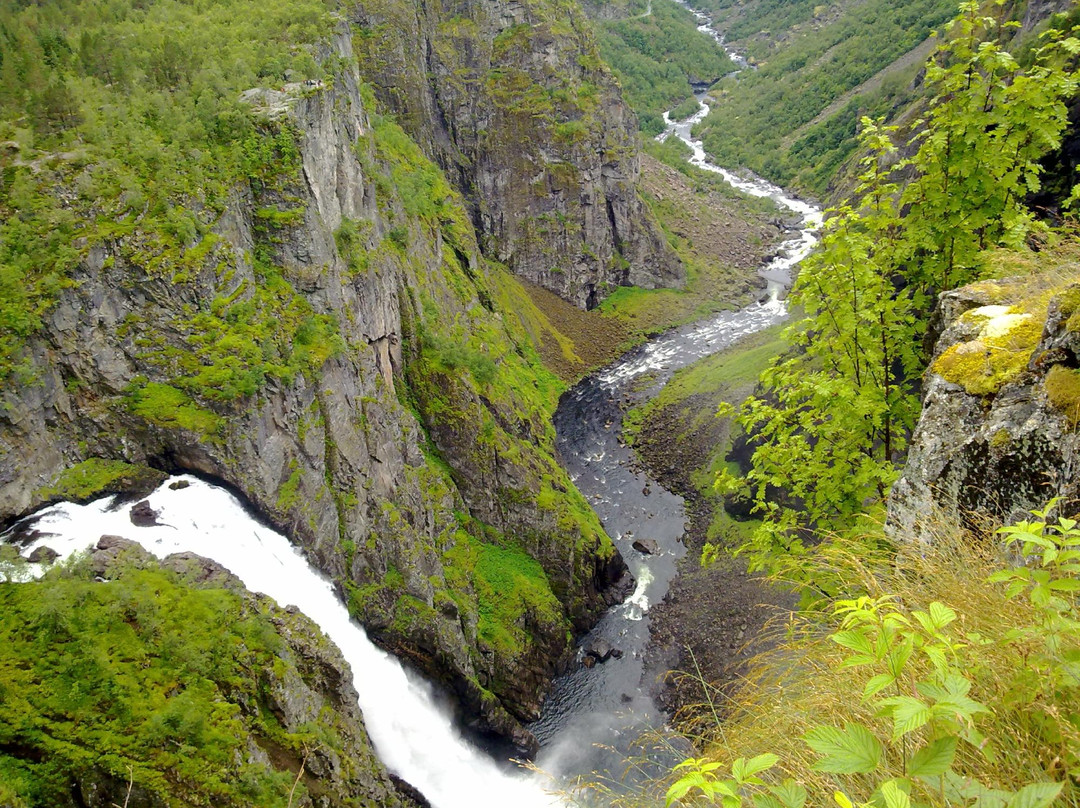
(2, 0, 1079, 804)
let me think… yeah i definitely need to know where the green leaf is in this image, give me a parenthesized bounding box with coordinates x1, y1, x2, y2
(880, 779, 911, 808)
(908, 736, 957, 778)
(879, 696, 931, 740)
(768, 780, 807, 808)
(1006, 782, 1062, 808)
(753, 795, 785, 808)
(734, 753, 779, 781)
(804, 724, 882, 774)
(863, 672, 896, 700)
(928, 602, 957, 629)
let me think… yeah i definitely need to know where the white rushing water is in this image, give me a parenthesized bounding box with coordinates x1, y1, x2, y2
(5, 476, 560, 808)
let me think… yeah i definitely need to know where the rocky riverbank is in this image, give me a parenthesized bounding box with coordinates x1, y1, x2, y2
(628, 331, 796, 729)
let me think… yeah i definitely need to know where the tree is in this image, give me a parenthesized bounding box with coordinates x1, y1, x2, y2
(902, 1, 1080, 292)
(722, 123, 920, 566)
(725, 3, 1079, 571)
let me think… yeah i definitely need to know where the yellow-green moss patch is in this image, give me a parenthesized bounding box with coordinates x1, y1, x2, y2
(934, 306, 1042, 396)
(1046, 364, 1080, 428)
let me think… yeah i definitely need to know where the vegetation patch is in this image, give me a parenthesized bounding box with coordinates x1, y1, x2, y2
(649, 509, 1080, 808)
(933, 307, 1043, 396)
(1046, 364, 1080, 428)
(38, 459, 164, 503)
(0, 0, 337, 381)
(0, 562, 337, 807)
(693, 0, 956, 192)
(592, 0, 734, 135)
(126, 381, 223, 436)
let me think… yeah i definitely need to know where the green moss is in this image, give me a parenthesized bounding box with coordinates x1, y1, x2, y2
(275, 463, 302, 512)
(445, 533, 563, 659)
(990, 428, 1012, 449)
(38, 459, 163, 502)
(126, 381, 223, 436)
(1046, 364, 1080, 428)
(933, 309, 1043, 396)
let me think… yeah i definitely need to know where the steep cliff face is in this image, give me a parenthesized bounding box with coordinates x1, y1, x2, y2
(0, 31, 625, 748)
(887, 256, 1080, 541)
(349, 0, 683, 308)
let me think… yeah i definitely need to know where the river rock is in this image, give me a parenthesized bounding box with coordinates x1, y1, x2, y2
(584, 639, 619, 663)
(90, 535, 153, 577)
(168, 479, 190, 491)
(129, 500, 160, 527)
(632, 538, 659, 555)
(27, 545, 59, 564)
(161, 552, 244, 590)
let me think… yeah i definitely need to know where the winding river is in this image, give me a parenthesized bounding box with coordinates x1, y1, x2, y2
(1, 11, 821, 808)
(529, 93, 821, 788)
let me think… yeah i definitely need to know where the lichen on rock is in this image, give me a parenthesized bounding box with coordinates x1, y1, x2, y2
(887, 251, 1080, 542)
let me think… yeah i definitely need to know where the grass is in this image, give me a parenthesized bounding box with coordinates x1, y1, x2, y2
(626, 511, 1080, 808)
(625, 323, 787, 551)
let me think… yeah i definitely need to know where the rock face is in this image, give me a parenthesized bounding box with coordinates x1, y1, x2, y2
(349, 0, 683, 308)
(0, 29, 626, 746)
(887, 277, 1080, 541)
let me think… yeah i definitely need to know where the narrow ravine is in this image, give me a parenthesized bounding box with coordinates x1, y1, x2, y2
(529, 55, 822, 786)
(1, 10, 821, 806)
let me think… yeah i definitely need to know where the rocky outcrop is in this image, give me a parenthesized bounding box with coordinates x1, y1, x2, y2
(0, 29, 624, 747)
(887, 276, 1080, 542)
(64, 543, 422, 808)
(349, 0, 683, 308)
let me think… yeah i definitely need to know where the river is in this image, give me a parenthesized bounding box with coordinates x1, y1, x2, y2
(0, 13, 821, 808)
(528, 89, 821, 790)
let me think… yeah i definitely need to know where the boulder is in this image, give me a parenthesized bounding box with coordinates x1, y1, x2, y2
(632, 538, 659, 555)
(27, 545, 59, 564)
(129, 500, 161, 527)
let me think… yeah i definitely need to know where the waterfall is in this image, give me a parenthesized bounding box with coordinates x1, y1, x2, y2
(5, 476, 561, 808)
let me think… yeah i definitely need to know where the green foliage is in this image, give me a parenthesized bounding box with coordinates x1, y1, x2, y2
(372, 114, 455, 221)
(593, 0, 733, 134)
(0, 563, 329, 807)
(725, 12, 1079, 572)
(695, 0, 956, 190)
(725, 123, 920, 567)
(899, 2, 1080, 291)
(0, 0, 335, 381)
(38, 459, 159, 502)
(126, 381, 223, 436)
(664, 505, 1079, 808)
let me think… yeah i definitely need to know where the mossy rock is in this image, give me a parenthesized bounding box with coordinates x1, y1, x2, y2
(934, 306, 1043, 396)
(38, 459, 166, 504)
(1046, 364, 1080, 428)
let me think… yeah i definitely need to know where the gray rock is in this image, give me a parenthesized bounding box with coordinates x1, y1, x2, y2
(632, 538, 659, 555)
(887, 281, 1080, 542)
(27, 545, 59, 564)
